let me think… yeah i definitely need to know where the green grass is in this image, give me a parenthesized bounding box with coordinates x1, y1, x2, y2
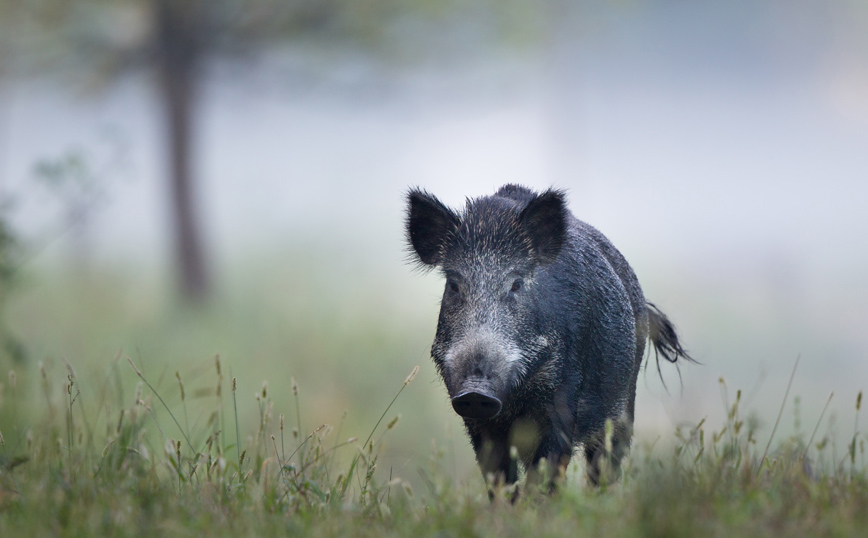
(0, 260, 866, 536)
(0, 357, 865, 537)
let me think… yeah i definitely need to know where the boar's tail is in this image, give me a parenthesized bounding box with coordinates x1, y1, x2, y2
(646, 302, 696, 387)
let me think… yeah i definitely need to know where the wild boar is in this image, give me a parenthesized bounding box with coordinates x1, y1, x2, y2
(406, 184, 692, 487)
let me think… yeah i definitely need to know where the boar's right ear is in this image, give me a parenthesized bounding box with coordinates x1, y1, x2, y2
(406, 189, 460, 267)
(519, 189, 568, 265)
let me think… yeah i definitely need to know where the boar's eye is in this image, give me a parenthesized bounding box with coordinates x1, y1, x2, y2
(447, 280, 460, 295)
(510, 279, 523, 293)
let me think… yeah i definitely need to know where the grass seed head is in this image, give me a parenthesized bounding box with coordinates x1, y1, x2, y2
(125, 356, 142, 377)
(175, 372, 185, 401)
(387, 415, 400, 430)
(63, 358, 76, 379)
(404, 365, 419, 386)
(604, 418, 614, 454)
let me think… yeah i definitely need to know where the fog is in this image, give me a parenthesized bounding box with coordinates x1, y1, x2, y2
(2, 2, 867, 444)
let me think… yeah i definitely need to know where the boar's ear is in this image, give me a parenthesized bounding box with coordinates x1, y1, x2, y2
(406, 189, 460, 267)
(519, 189, 567, 265)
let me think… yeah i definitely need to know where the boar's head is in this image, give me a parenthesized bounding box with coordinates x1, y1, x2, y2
(406, 185, 568, 420)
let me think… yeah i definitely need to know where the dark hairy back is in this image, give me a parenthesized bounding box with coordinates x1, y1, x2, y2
(495, 184, 646, 329)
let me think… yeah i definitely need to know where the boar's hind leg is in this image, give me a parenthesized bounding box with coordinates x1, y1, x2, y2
(584, 419, 633, 486)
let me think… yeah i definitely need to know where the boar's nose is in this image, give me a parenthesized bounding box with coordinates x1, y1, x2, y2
(451, 391, 502, 419)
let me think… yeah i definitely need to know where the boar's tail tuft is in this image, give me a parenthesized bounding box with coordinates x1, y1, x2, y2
(646, 302, 697, 387)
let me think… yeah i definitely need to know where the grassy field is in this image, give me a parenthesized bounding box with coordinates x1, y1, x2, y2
(0, 257, 866, 536)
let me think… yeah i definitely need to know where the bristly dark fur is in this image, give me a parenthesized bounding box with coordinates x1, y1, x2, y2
(405, 187, 460, 271)
(404, 184, 695, 490)
(495, 184, 537, 203)
(518, 189, 568, 265)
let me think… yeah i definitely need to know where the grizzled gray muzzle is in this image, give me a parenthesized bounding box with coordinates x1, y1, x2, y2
(451, 390, 502, 419)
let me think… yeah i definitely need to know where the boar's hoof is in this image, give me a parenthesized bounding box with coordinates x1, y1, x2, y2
(452, 391, 502, 419)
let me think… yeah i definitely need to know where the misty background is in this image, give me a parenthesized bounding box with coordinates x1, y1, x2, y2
(1, 1, 866, 479)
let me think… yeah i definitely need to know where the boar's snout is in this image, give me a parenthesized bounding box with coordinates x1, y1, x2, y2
(444, 340, 511, 419)
(451, 390, 502, 419)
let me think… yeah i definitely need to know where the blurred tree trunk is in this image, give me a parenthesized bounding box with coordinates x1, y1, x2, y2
(155, 0, 209, 302)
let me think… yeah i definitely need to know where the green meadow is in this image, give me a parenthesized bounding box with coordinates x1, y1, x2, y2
(0, 255, 865, 537)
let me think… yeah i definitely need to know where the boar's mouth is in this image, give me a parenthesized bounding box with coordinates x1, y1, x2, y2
(451, 390, 502, 419)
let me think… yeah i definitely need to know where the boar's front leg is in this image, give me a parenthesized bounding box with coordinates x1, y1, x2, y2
(527, 428, 574, 492)
(523, 390, 577, 491)
(469, 427, 518, 488)
(583, 418, 633, 486)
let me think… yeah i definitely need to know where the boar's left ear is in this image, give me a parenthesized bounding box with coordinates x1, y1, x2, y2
(406, 188, 461, 267)
(519, 189, 568, 265)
